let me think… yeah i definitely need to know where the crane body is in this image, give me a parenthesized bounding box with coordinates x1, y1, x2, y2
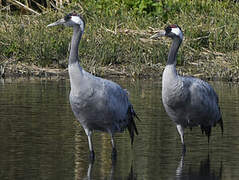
(47, 12, 138, 161)
(151, 25, 223, 153)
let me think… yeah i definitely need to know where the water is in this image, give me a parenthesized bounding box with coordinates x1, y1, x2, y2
(0, 78, 239, 180)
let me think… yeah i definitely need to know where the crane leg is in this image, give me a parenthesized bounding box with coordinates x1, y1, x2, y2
(176, 125, 186, 155)
(84, 128, 95, 162)
(110, 133, 117, 159)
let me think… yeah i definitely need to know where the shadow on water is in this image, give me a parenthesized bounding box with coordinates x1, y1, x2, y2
(74, 119, 138, 180)
(175, 154, 222, 180)
(77, 160, 137, 180)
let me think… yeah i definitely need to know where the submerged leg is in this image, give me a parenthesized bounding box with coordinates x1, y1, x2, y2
(87, 161, 94, 178)
(176, 154, 185, 177)
(110, 133, 117, 159)
(84, 128, 95, 162)
(176, 125, 186, 155)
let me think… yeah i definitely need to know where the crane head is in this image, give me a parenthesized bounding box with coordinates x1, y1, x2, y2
(47, 12, 85, 33)
(150, 24, 183, 40)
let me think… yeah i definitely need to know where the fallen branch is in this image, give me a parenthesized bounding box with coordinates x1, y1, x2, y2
(32, 0, 46, 12)
(202, 47, 226, 57)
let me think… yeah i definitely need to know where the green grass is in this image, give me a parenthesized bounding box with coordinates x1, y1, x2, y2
(1, 0, 239, 80)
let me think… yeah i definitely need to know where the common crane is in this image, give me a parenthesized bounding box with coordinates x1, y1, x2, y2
(150, 25, 223, 154)
(47, 12, 139, 161)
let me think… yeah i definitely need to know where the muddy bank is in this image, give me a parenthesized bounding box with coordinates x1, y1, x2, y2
(0, 58, 163, 80)
(0, 59, 68, 79)
(1, 58, 239, 82)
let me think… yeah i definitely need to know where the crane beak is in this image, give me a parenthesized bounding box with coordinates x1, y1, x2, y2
(150, 30, 166, 39)
(47, 18, 66, 27)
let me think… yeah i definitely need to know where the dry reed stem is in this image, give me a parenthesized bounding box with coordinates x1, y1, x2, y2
(32, 0, 46, 11)
(7, 0, 40, 15)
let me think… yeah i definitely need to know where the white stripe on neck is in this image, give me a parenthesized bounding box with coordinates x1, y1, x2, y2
(171, 27, 183, 40)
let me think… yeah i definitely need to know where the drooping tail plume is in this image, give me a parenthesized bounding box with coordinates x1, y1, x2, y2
(127, 105, 140, 145)
(219, 117, 223, 136)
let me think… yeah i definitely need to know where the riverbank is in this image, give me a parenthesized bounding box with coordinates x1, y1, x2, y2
(1, 51, 239, 82)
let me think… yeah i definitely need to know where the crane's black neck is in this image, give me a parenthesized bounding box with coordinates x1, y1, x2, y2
(69, 25, 83, 65)
(167, 37, 182, 65)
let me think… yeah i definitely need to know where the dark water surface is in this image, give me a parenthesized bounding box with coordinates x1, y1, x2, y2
(0, 78, 238, 180)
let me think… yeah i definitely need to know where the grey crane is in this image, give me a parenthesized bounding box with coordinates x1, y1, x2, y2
(47, 12, 139, 161)
(150, 25, 223, 153)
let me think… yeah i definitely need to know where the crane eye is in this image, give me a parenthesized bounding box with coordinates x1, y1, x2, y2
(165, 26, 172, 34)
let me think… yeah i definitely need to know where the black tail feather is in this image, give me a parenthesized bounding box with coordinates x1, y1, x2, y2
(206, 127, 211, 143)
(218, 107, 223, 136)
(127, 105, 139, 145)
(200, 125, 211, 143)
(200, 116, 223, 143)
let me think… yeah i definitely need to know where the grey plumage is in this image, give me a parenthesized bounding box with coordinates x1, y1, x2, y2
(47, 12, 138, 160)
(151, 25, 223, 153)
